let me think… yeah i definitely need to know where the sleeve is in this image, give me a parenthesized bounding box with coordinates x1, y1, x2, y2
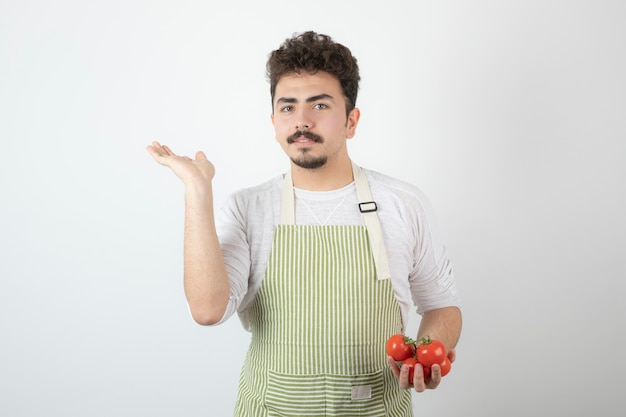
(409, 191, 460, 315)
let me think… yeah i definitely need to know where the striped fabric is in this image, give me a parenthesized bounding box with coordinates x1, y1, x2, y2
(234, 225, 413, 416)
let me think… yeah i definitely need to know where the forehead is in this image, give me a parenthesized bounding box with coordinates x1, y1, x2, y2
(275, 71, 343, 98)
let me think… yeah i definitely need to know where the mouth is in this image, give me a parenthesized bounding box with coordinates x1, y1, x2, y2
(292, 137, 316, 146)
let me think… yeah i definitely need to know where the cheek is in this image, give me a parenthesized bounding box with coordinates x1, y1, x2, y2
(334, 118, 352, 137)
(275, 123, 288, 136)
(273, 115, 290, 129)
(273, 120, 291, 142)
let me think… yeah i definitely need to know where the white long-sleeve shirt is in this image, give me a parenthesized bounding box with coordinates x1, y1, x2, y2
(214, 167, 460, 331)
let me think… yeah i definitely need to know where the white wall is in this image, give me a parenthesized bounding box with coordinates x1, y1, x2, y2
(1, 1, 624, 416)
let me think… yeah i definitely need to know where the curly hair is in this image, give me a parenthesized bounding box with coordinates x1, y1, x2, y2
(266, 31, 360, 115)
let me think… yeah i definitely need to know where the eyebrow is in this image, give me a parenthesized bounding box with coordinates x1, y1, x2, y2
(275, 93, 335, 105)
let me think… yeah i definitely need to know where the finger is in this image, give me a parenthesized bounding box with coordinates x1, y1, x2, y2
(149, 141, 168, 153)
(398, 364, 412, 389)
(146, 144, 165, 159)
(162, 145, 175, 156)
(147, 141, 168, 157)
(448, 348, 456, 363)
(387, 356, 401, 379)
(427, 363, 442, 390)
(413, 364, 427, 393)
(147, 142, 179, 166)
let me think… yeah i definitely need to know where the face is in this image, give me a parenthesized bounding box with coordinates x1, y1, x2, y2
(271, 71, 360, 170)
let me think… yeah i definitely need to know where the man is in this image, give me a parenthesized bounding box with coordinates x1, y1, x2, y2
(147, 31, 461, 416)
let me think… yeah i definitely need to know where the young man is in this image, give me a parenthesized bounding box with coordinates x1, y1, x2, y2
(148, 31, 461, 416)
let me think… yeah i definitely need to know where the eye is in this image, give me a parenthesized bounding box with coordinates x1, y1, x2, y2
(313, 103, 328, 110)
(280, 105, 294, 112)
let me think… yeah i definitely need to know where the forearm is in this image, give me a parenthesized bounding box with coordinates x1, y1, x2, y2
(417, 306, 462, 350)
(182, 183, 230, 325)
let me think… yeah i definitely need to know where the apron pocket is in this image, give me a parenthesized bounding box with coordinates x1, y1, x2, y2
(265, 368, 386, 417)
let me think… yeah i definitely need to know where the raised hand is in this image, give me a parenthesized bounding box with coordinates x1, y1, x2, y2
(147, 141, 229, 324)
(146, 141, 215, 188)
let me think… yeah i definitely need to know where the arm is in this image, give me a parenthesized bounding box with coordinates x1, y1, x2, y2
(417, 305, 462, 353)
(147, 141, 230, 325)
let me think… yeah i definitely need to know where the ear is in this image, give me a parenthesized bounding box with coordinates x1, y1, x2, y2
(346, 107, 361, 139)
(271, 112, 275, 126)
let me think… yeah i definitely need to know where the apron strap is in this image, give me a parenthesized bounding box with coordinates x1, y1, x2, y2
(280, 162, 391, 280)
(281, 171, 296, 225)
(351, 161, 391, 281)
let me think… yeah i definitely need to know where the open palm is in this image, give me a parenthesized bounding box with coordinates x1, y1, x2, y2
(147, 141, 215, 186)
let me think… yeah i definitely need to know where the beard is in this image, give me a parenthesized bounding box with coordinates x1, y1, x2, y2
(290, 151, 328, 169)
(287, 130, 327, 169)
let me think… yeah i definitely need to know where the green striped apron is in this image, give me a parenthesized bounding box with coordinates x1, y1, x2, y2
(234, 163, 413, 417)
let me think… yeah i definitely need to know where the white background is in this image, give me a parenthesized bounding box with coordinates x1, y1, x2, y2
(1, 1, 625, 416)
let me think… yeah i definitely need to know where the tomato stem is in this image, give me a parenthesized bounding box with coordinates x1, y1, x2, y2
(404, 335, 417, 346)
(418, 336, 433, 345)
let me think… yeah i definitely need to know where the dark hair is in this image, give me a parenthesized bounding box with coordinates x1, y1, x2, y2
(266, 31, 360, 115)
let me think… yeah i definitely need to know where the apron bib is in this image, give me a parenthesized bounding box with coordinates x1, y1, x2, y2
(234, 163, 413, 417)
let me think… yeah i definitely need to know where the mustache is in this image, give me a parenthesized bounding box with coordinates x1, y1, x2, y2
(287, 130, 323, 144)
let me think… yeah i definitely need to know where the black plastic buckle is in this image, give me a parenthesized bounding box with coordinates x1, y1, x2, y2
(358, 201, 378, 213)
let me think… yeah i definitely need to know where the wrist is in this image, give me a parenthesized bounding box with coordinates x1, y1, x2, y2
(184, 175, 212, 194)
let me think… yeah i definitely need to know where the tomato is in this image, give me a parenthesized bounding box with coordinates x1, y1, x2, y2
(422, 365, 431, 379)
(401, 357, 418, 382)
(385, 334, 416, 361)
(438, 356, 452, 377)
(416, 337, 447, 367)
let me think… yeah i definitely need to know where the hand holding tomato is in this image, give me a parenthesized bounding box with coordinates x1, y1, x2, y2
(386, 334, 455, 392)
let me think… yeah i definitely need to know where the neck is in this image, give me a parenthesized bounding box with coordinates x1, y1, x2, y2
(290, 158, 354, 191)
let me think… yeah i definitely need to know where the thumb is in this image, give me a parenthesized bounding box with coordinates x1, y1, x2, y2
(447, 348, 456, 363)
(195, 150, 208, 161)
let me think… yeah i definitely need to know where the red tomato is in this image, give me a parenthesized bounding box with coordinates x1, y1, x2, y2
(422, 365, 431, 379)
(386, 334, 416, 361)
(438, 356, 452, 377)
(401, 357, 418, 382)
(416, 337, 447, 367)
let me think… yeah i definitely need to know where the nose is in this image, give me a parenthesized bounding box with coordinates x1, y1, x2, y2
(295, 108, 312, 130)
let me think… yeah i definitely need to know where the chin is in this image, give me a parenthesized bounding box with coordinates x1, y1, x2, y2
(291, 156, 328, 170)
